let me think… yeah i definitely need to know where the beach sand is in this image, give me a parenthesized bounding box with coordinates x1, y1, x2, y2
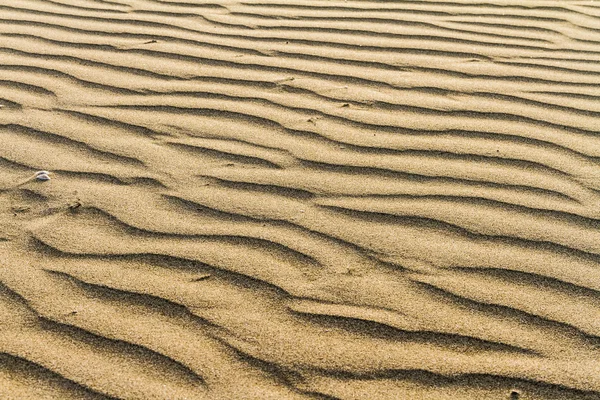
(1, 0, 600, 399)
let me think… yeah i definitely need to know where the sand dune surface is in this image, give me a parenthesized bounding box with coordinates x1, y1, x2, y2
(1, 0, 600, 399)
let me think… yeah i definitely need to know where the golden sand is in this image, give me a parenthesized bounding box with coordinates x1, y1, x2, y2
(1, 1, 600, 399)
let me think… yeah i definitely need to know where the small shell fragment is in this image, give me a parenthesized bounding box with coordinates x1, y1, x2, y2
(34, 171, 50, 177)
(35, 172, 51, 181)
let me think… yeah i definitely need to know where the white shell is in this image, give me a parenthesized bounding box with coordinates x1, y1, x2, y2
(34, 171, 50, 177)
(35, 173, 51, 181)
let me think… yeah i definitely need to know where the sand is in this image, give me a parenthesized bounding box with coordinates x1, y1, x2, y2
(1, 0, 600, 399)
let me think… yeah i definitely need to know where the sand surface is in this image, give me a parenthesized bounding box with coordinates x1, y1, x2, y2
(1, 0, 600, 399)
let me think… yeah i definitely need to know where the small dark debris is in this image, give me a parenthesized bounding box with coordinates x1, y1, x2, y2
(190, 274, 211, 282)
(510, 390, 520, 400)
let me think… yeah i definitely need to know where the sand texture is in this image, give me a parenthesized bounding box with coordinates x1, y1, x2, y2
(1, 0, 600, 399)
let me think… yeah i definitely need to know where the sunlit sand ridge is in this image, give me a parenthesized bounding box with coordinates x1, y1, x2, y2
(1, 0, 600, 399)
